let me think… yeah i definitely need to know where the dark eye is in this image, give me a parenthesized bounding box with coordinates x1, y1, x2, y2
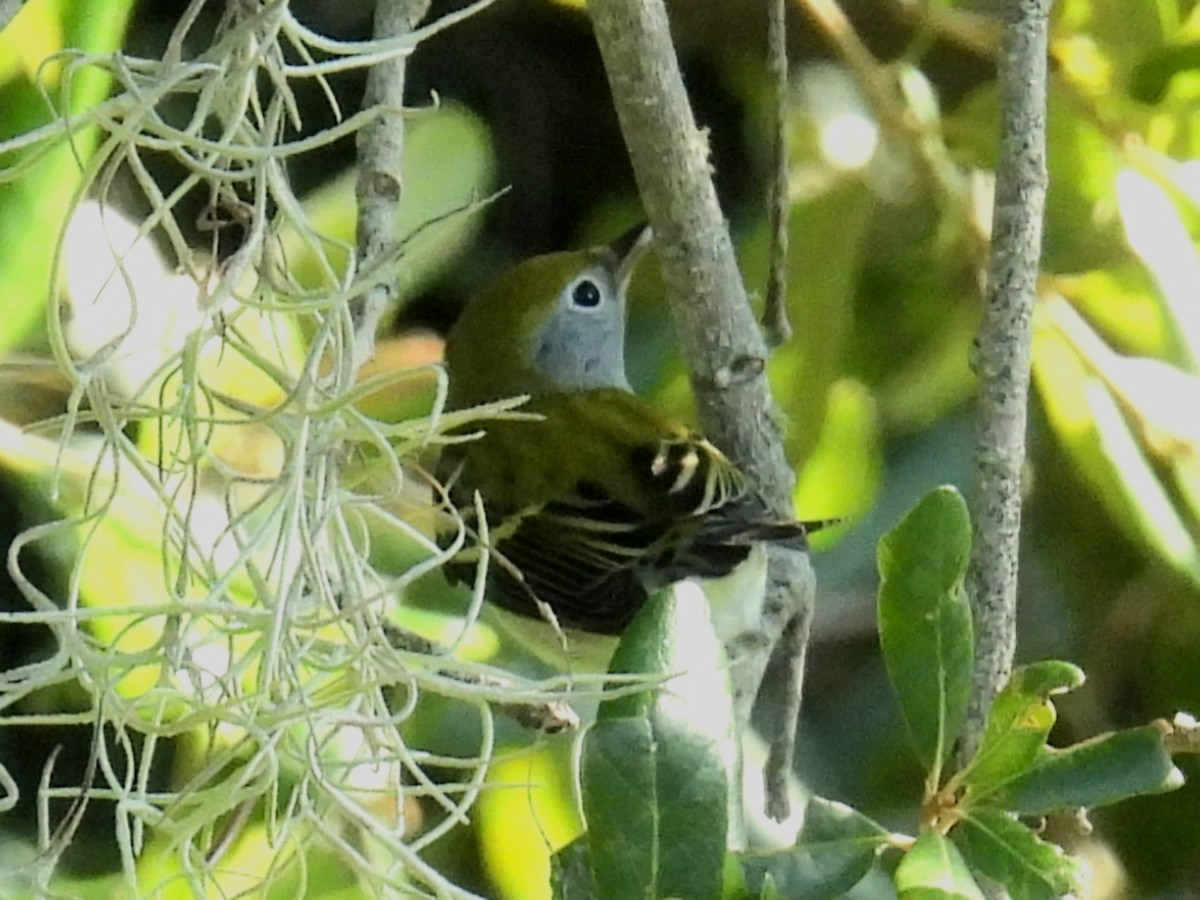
(571, 279, 602, 308)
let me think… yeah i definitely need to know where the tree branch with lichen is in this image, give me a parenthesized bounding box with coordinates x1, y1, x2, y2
(587, 0, 815, 824)
(962, 0, 1051, 761)
(0, 0, 28, 35)
(352, 0, 432, 373)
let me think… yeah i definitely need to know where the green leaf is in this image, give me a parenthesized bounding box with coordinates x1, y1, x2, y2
(583, 583, 735, 900)
(739, 175, 871, 465)
(877, 486, 974, 778)
(1054, 266, 1175, 359)
(1131, 42, 1200, 104)
(1033, 307, 1200, 587)
(741, 797, 890, 900)
(792, 378, 882, 550)
(1115, 167, 1200, 367)
(582, 717, 659, 897)
(894, 832, 985, 900)
(961, 661, 1085, 802)
(551, 836, 594, 900)
(996, 725, 1184, 815)
(952, 810, 1084, 900)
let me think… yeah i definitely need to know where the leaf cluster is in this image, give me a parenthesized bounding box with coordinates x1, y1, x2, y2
(553, 488, 1184, 899)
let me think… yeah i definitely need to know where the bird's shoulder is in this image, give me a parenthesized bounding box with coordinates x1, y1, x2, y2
(479, 389, 748, 518)
(437, 389, 809, 634)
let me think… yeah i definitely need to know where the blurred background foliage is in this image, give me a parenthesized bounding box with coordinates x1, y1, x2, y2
(1, 0, 1200, 897)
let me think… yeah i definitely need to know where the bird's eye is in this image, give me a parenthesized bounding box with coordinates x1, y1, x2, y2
(571, 279, 602, 308)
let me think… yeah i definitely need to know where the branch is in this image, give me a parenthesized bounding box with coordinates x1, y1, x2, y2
(962, 0, 1052, 759)
(763, 0, 792, 348)
(587, 0, 815, 824)
(382, 624, 581, 733)
(352, 0, 433, 372)
(0, 0, 27, 36)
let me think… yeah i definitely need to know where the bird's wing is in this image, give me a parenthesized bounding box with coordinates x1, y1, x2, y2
(476, 439, 792, 633)
(440, 390, 809, 634)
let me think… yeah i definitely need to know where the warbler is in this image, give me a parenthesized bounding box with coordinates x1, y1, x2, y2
(438, 224, 817, 670)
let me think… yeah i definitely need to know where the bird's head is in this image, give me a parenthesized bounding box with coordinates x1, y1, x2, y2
(446, 223, 654, 406)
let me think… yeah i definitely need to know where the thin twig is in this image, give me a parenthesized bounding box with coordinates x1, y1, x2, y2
(798, 0, 915, 138)
(961, 0, 1052, 760)
(884, 0, 1003, 61)
(351, 0, 433, 373)
(763, 0, 792, 348)
(797, 0, 961, 195)
(760, 0, 803, 815)
(587, 0, 815, 825)
(1161, 713, 1200, 756)
(0, 0, 27, 36)
(382, 623, 581, 733)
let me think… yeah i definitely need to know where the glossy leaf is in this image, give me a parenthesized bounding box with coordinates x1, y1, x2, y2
(997, 725, 1183, 815)
(961, 661, 1085, 803)
(582, 583, 735, 900)
(877, 486, 974, 777)
(952, 810, 1084, 900)
(741, 797, 891, 900)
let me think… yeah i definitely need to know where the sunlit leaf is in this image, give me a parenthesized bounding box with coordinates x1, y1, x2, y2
(793, 378, 881, 548)
(1033, 307, 1200, 586)
(0, 1, 63, 84)
(1115, 168, 1200, 367)
(480, 744, 585, 900)
(961, 661, 1085, 803)
(894, 832, 984, 900)
(1086, 380, 1200, 581)
(583, 583, 735, 900)
(0, 0, 137, 353)
(1053, 266, 1174, 359)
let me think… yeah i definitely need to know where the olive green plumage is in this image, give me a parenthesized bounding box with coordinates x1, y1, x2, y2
(438, 226, 809, 645)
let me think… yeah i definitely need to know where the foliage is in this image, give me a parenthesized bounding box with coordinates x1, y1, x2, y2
(1, 0, 1200, 897)
(572, 584, 734, 899)
(0, 2, 519, 898)
(551, 488, 1182, 899)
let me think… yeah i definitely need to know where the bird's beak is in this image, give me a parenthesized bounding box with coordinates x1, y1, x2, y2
(610, 221, 655, 290)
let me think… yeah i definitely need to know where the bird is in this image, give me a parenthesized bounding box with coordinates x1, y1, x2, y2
(437, 223, 822, 670)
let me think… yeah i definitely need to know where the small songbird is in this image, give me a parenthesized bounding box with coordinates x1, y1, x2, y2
(438, 224, 817, 670)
